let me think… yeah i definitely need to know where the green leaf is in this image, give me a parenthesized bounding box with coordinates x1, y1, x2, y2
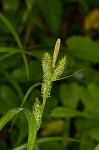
(0, 47, 35, 56)
(12, 143, 27, 150)
(51, 107, 92, 118)
(23, 109, 37, 150)
(0, 108, 37, 150)
(10, 82, 40, 131)
(0, 108, 22, 130)
(66, 36, 99, 62)
(80, 84, 99, 115)
(59, 83, 80, 109)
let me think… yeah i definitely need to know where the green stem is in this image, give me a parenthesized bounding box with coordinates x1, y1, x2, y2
(42, 81, 51, 114)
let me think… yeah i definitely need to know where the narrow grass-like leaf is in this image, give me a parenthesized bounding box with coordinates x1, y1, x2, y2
(36, 137, 80, 144)
(0, 108, 37, 150)
(23, 109, 37, 150)
(0, 47, 34, 56)
(0, 108, 23, 130)
(12, 143, 27, 150)
(0, 13, 22, 48)
(0, 13, 29, 79)
(12, 136, 80, 150)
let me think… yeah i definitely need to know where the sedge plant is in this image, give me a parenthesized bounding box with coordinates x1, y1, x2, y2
(33, 39, 67, 130)
(0, 39, 67, 150)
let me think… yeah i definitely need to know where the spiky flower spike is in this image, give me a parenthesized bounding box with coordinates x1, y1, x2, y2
(51, 56, 66, 81)
(41, 53, 52, 103)
(41, 39, 67, 109)
(33, 97, 42, 130)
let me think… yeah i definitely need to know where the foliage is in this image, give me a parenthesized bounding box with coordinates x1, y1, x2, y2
(0, 0, 99, 150)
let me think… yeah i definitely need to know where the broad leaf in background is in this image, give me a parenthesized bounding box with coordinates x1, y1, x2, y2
(59, 83, 80, 109)
(79, 83, 99, 115)
(66, 36, 99, 62)
(51, 107, 92, 118)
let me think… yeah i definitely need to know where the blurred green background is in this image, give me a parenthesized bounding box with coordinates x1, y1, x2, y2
(0, 0, 99, 149)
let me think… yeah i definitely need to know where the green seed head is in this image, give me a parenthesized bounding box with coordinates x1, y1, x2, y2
(41, 39, 67, 105)
(33, 98, 42, 130)
(42, 52, 52, 82)
(51, 56, 67, 81)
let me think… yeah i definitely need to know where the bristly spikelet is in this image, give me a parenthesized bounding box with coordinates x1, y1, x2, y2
(52, 39, 61, 69)
(41, 52, 52, 100)
(33, 98, 42, 130)
(41, 39, 67, 106)
(51, 56, 67, 81)
(42, 52, 52, 81)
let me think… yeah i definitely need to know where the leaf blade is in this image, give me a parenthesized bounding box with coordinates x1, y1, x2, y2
(0, 108, 22, 130)
(66, 36, 99, 62)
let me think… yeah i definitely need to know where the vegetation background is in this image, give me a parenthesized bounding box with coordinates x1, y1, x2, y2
(0, 0, 99, 149)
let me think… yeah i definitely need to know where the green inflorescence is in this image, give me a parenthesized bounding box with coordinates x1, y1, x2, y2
(41, 39, 67, 105)
(33, 39, 67, 130)
(33, 97, 42, 130)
